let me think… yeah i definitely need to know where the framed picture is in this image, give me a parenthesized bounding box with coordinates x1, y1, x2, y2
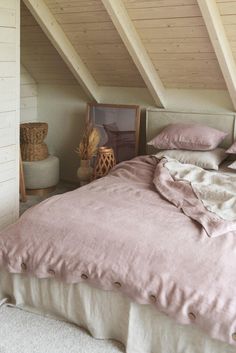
(87, 103, 140, 163)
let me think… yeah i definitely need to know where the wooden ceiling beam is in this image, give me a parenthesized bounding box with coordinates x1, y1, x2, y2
(101, 0, 166, 108)
(23, 0, 100, 102)
(197, 0, 236, 111)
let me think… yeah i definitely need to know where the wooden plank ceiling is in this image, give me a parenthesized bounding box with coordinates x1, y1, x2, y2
(21, 3, 77, 84)
(22, 0, 236, 92)
(123, 0, 226, 89)
(217, 0, 236, 63)
(44, 0, 146, 87)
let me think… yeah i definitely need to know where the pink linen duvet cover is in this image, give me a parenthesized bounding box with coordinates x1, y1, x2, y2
(0, 156, 236, 346)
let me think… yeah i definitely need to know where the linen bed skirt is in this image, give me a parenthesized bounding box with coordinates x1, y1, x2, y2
(0, 270, 234, 353)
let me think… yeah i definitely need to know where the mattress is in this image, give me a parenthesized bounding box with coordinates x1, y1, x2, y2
(0, 270, 234, 353)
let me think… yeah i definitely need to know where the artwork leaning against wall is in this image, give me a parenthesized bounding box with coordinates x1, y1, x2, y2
(88, 103, 140, 164)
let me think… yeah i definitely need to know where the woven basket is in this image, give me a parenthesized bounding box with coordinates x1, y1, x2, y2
(93, 147, 116, 179)
(20, 122, 48, 144)
(20, 122, 49, 161)
(21, 143, 48, 162)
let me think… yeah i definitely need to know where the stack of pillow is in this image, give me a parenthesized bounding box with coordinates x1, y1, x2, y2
(148, 123, 236, 170)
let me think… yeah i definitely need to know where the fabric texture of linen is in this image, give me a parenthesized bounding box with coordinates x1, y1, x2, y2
(154, 148, 227, 170)
(226, 141, 236, 154)
(147, 123, 227, 151)
(163, 157, 236, 221)
(228, 160, 236, 170)
(0, 156, 236, 346)
(0, 270, 234, 353)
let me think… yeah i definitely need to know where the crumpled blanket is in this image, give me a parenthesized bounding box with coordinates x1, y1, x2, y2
(164, 158, 236, 221)
(154, 157, 236, 237)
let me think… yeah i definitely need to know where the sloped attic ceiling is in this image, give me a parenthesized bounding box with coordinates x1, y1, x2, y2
(217, 0, 236, 62)
(21, 3, 77, 84)
(44, 0, 226, 90)
(123, 0, 226, 89)
(44, 0, 146, 87)
(22, 0, 236, 109)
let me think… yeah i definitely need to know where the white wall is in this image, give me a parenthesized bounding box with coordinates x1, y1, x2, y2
(166, 89, 234, 113)
(101, 87, 234, 113)
(37, 83, 235, 183)
(37, 85, 157, 183)
(20, 65, 38, 123)
(100, 87, 156, 106)
(38, 84, 88, 183)
(0, 0, 20, 230)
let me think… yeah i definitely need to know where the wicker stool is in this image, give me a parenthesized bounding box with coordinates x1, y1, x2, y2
(20, 122, 49, 161)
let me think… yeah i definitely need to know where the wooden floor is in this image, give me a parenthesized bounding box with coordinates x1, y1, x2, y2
(20, 182, 77, 215)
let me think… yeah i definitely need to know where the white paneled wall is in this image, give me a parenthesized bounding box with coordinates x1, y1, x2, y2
(0, 0, 20, 230)
(20, 65, 38, 122)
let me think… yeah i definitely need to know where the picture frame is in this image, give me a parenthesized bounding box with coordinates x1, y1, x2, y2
(87, 103, 140, 163)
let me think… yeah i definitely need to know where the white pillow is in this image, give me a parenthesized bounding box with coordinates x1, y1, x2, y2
(155, 148, 227, 170)
(228, 160, 236, 170)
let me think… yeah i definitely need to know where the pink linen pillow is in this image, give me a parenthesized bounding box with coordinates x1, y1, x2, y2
(148, 123, 227, 151)
(226, 141, 236, 154)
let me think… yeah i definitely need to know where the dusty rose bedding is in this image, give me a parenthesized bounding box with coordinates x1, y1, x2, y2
(0, 156, 236, 346)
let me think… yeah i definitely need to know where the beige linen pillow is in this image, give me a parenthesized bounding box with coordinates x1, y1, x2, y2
(226, 141, 236, 154)
(155, 148, 227, 170)
(228, 161, 236, 170)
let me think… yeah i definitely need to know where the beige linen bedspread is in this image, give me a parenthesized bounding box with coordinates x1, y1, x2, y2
(164, 157, 236, 221)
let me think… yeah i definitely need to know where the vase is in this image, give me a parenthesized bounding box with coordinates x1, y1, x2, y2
(94, 147, 116, 180)
(77, 159, 93, 186)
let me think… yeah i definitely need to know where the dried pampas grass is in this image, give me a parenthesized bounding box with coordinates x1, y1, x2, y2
(75, 122, 100, 160)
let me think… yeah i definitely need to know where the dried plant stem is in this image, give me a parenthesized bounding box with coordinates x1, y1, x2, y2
(75, 122, 100, 160)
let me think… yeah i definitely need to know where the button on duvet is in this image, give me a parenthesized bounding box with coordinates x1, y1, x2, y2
(21, 263, 27, 271)
(114, 282, 121, 288)
(188, 312, 196, 321)
(48, 269, 55, 276)
(81, 274, 88, 280)
(149, 295, 157, 302)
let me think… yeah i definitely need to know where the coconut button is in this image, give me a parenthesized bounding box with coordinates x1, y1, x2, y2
(149, 294, 157, 302)
(48, 269, 55, 276)
(232, 332, 236, 341)
(21, 263, 27, 271)
(81, 274, 88, 280)
(114, 281, 121, 288)
(188, 312, 196, 321)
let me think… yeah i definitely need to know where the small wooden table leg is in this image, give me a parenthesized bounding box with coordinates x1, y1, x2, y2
(20, 153, 27, 203)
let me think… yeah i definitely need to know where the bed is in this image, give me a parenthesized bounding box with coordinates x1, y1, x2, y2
(1, 109, 236, 353)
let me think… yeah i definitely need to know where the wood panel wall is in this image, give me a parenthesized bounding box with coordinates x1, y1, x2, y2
(20, 64, 38, 122)
(44, 0, 145, 87)
(0, 0, 20, 230)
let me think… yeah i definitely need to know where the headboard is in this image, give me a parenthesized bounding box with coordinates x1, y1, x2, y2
(146, 108, 236, 154)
